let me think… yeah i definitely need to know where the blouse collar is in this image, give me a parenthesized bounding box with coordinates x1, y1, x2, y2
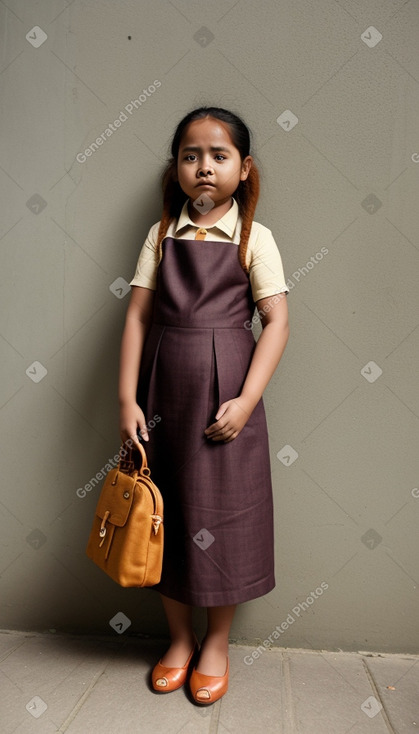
(174, 196, 240, 239)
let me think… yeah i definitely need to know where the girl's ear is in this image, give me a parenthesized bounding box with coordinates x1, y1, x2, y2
(240, 155, 253, 181)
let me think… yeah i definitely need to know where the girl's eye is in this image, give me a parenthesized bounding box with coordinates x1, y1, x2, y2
(183, 154, 226, 161)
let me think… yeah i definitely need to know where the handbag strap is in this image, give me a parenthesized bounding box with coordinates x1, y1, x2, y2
(118, 440, 163, 531)
(118, 440, 148, 476)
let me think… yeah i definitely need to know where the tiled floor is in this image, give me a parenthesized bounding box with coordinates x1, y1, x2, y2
(1, 629, 418, 733)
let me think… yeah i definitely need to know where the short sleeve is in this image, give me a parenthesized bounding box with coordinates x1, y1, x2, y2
(129, 221, 160, 289)
(247, 225, 289, 302)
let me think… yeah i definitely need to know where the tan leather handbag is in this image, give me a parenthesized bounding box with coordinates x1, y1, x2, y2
(86, 441, 163, 587)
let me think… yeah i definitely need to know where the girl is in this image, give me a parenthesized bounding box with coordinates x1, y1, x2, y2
(118, 107, 289, 705)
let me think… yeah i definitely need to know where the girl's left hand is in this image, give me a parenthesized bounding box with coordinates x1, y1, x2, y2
(204, 396, 253, 443)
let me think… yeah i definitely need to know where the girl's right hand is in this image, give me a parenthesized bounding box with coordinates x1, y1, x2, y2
(119, 401, 149, 448)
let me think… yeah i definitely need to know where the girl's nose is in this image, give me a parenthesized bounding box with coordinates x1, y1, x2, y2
(197, 160, 214, 176)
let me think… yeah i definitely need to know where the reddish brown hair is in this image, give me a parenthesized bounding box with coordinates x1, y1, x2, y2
(155, 107, 260, 273)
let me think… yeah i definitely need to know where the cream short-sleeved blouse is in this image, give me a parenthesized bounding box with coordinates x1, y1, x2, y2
(129, 196, 289, 303)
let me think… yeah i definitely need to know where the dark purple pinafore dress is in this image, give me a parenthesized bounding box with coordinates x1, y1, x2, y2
(136, 235, 275, 606)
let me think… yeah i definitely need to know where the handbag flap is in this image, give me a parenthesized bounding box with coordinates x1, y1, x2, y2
(95, 468, 136, 526)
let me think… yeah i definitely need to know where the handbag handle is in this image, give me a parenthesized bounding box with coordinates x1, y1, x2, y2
(118, 440, 149, 477)
(117, 441, 161, 520)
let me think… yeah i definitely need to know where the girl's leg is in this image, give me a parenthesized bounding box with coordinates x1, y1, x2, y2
(158, 593, 196, 666)
(196, 604, 236, 676)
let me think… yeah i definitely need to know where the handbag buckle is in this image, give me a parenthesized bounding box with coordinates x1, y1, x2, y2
(151, 514, 163, 535)
(99, 510, 110, 547)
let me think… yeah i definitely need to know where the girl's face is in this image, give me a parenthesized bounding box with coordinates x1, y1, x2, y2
(175, 117, 252, 209)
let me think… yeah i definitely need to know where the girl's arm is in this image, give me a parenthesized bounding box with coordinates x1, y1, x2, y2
(204, 293, 289, 442)
(118, 285, 155, 446)
(239, 293, 289, 410)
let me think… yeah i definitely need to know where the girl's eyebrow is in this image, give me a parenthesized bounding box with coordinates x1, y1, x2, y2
(180, 145, 231, 153)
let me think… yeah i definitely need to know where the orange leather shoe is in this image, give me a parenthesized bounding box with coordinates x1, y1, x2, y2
(152, 639, 199, 693)
(189, 656, 229, 704)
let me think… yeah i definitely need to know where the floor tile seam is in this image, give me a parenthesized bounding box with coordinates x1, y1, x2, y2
(208, 699, 222, 734)
(53, 640, 126, 731)
(55, 667, 106, 733)
(361, 657, 396, 734)
(281, 651, 299, 734)
(0, 639, 27, 663)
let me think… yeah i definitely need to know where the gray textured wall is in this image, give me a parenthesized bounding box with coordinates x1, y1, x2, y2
(1, 0, 418, 654)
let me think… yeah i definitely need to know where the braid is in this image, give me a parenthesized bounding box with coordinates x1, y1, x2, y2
(236, 165, 260, 273)
(155, 164, 185, 266)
